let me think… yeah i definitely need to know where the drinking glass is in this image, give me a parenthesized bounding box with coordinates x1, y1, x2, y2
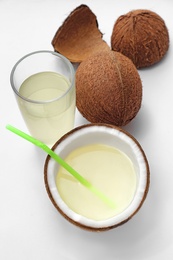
(10, 50, 75, 146)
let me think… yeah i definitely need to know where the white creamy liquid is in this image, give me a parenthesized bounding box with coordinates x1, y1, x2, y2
(56, 144, 137, 221)
(18, 71, 75, 145)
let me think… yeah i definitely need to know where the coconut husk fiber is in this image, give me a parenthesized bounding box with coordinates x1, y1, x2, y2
(76, 50, 142, 126)
(111, 9, 169, 68)
(52, 4, 110, 63)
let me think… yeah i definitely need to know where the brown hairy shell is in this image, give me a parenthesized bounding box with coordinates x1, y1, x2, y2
(76, 50, 142, 126)
(52, 4, 110, 63)
(111, 9, 169, 68)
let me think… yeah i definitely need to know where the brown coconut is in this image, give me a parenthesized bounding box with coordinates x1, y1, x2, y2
(76, 50, 142, 126)
(111, 9, 169, 68)
(52, 4, 110, 63)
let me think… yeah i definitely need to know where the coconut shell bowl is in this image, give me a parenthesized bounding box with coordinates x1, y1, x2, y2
(44, 124, 150, 231)
(44, 123, 150, 232)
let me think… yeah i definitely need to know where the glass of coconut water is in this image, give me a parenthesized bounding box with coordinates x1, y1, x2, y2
(10, 50, 75, 146)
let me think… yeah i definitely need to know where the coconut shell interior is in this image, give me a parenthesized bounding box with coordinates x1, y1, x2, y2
(111, 9, 169, 68)
(52, 4, 110, 63)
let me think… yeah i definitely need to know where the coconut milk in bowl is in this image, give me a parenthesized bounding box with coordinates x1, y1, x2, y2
(44, 123, 150, 231)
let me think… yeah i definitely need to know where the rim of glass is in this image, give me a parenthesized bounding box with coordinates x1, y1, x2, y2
(10, 50, 75, 104)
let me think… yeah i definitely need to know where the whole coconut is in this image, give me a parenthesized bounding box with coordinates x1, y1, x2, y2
(111, 10, 169, 68)
(76, 50, 142, 126)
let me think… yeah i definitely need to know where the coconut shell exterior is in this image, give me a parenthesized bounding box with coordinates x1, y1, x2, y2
(52, 4, 110, 63)
(44, 123, 150, 231)
(111, 9, 169, 68)
(76, 50, 142, 126)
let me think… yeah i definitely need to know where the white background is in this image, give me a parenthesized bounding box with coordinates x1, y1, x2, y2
(0, 0, 173, 259)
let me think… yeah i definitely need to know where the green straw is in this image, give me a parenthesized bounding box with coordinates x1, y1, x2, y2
(6, 124, 116, 208)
